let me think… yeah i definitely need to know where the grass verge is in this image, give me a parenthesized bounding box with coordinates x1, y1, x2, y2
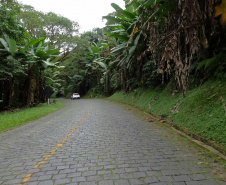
(108, 79, 226, 156)
(0, 100, 64, 132)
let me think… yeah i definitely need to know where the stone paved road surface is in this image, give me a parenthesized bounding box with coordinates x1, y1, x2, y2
(0, 99, 225, 185)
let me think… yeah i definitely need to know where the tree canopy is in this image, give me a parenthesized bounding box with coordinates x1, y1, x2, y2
(61, 0, 226, 97)
(0, 0, 77, 109)
(1, 0, 226, 109)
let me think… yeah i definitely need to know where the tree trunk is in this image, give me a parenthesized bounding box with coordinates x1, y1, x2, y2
(3, 80, 10, 108)
(9, 79, 15, 108)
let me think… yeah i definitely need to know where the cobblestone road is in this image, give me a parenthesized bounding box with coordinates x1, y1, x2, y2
(0, 99, 225, 185)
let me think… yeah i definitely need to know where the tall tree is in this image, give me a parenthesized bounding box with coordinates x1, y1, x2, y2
(0, 0, 24, 39)
(43, 12, 79, 52)
(19, 5, 46, 38)
(18, 5, 80, 53)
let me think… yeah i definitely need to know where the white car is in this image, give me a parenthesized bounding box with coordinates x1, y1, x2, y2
(71, 93, 80, 100)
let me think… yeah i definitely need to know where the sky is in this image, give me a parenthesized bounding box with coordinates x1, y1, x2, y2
(18, 0, 125, 33)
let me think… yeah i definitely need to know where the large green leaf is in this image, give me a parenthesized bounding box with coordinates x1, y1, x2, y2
(88, 47, 93, 53)
(44, 49, 59, 56)
(112, 3, 136, 19)
(43, 59, 55, 67)
(117, 15, 132, 22)
(144, 0, 166, 8)
(105, 24, 123, 29)
(121, 23, 131, 30)
(197, 57, 216, 70)
(102, 16, 121, 24)
(9, 38, 17, 56)
(118, 55, 127, 66)
(110, 34, 129, 41)
(101, 43, 109, 50)
(130, 1, 143, 11)
(134, 32, 141, 46)
(129, 46, 136, 54)
(0, 38, 9, 52)
(111, 3, 124, 14)
(91, 46, 100, 54)
(121, 10, 136, 19)
(110, 43, 127, 54)
(36, 41, 43, 53)
(20, 37, 46, 53)
(111, 29, 126, 34)
(93, 61, 107, 70)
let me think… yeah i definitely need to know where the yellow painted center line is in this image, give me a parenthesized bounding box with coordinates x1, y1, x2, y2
(20, 103, 92, 185)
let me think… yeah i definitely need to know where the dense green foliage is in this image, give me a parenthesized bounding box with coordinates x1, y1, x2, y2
(2, 0, 223, 103)
(18, 5, 79, 52)
(0, 0, 23, 39)
(62, 0, 226, 98)
(0, 0, 78, 109)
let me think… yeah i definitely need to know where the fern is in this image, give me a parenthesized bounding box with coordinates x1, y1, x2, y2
(197, 56, 217, 70)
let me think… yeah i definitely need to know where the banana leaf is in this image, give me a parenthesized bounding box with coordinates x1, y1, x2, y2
(111, 29, 126, 34)
(111, 3, 124, 14)
(0, 38, 9, 51)
(43, 59, 55, 67)
(110, 43, 127, 54)
(144, 0, 167, 8)
(129, 46, 136, 54)
(109, 34, 129, 41)
(18, 38, 45, 53)
(8, 38, 16, 56)
(102, 16, 121, 24)
(122, 10, 136, 19)
(118, 55, 127, 66)
(112, 3, 136, 19)
(121, 22, 131, 30)
(91, 46, 100, 54)
(93, 61, 107, 70)
(105, 24, 123, 29)
(117, 15, 132, 22)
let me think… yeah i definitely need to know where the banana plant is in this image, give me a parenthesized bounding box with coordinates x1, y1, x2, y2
(103, 2, 143, 68)
(0, 34, 61, 106)
(0, 35, 17, 57)
(21, 37, 60, 105)
(45, 70, 65, 95)
(102, 0, 175, 90)
(107, 0, 169, 64)
(93, 58, 111, 95)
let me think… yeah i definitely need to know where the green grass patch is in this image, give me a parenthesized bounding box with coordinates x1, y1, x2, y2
(108, 80, 226, 154)
(0, 100, 64, 132)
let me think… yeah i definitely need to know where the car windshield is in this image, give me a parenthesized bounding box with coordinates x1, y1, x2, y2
(73, 93, 79, 95)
